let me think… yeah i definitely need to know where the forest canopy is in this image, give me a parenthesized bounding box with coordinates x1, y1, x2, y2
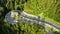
(0, 0, 60, 34)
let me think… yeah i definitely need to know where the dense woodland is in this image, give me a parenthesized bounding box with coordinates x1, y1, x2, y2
(0, 0, 60, 34)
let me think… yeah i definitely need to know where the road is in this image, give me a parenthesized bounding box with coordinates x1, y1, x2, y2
(5, 11, 60, 34)
(21, 11, 60, 32)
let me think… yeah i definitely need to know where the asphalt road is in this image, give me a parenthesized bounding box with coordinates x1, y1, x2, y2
(21, 11, 60, 32)
(5, 11, 60, 34)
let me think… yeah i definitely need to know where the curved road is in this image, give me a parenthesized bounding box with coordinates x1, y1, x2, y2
(5, 11, 60, 33)
(21, 11, 60, 32)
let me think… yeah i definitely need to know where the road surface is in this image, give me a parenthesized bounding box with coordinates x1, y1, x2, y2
(5, 11, 60, 34)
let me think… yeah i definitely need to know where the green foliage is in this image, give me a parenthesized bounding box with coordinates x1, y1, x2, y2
(0, 15, 46, 34)
(0, 0, 27, 34)
(19, 22, 46, 34)
(0, 0, 60, 34)
(0, 7, 4, 11)
(24, 0, 60, 23)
